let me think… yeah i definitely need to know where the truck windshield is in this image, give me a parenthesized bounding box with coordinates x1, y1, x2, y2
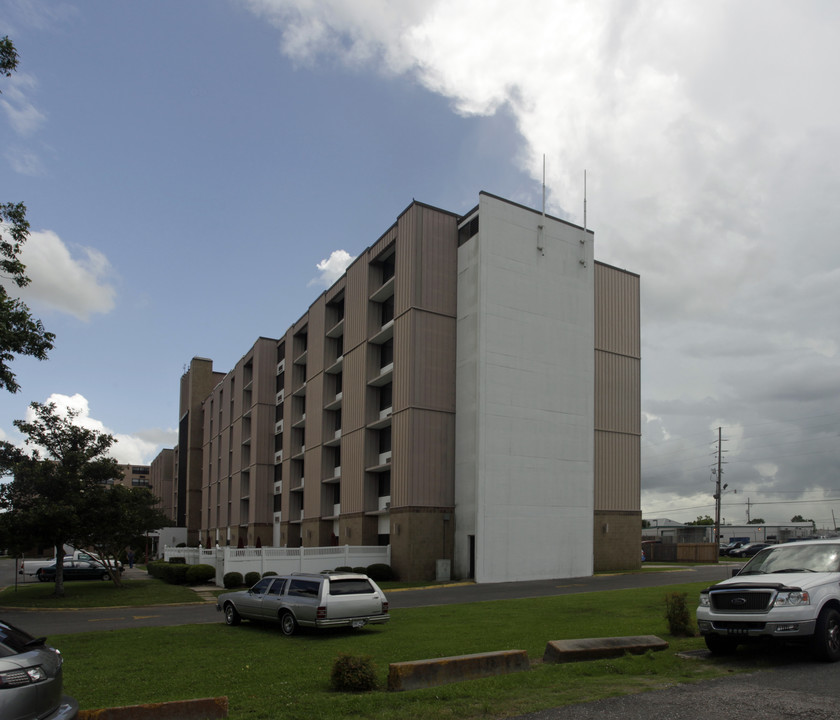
(741, 543, 840, 575)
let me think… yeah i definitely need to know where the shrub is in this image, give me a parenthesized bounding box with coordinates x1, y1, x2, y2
(146, 560, 167, 579)
(365, 563, 394, 581)
(664, 592, 694, 636)
(330, 653, 377, 692)
(262, 570, 278, 578)
(162, 563, 189, 585)
(334, 566, 353, 572)
(185, 564, 216, 585)
(244, 571, 261, 587)
(168, 556, 186, 564)
(352, 567, 367, 574)
(223, 572, 244, 589)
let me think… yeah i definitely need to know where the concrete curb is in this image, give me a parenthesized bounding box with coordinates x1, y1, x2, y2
(543, 635, 669, 664)
(77, 696, 228, 719)
(388, 649, 530, 691)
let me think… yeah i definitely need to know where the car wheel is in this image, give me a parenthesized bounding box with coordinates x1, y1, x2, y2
(101, 572, 110, 580)
(224, 603, 241, 626)
(279, 610, 297, 636)
(37, 573, 47, 583)
(705, 634, 738, 656)
(811, 607, 840, 662)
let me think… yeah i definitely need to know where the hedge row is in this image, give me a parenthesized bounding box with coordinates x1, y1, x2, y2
(147, 561, 216, 586)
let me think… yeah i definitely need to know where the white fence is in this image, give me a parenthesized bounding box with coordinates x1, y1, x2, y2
(162, 545, 390, 586)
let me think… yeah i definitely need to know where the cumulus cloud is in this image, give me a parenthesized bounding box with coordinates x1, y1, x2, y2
(309, 249, 355, 288)
(20, 393, 176, 465)
(6, 229, 117, 320)
(245, 0, 840, 525)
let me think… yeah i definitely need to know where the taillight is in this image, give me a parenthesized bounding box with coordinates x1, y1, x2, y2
(382, 601, 389, 614)
(316, 606, 327, 620)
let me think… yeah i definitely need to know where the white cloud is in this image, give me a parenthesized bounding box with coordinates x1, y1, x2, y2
(21, 393, 175, 466)
(0, 73, 46, 136)
(5, 229, 117, 320)
(309, 249, 355, 288)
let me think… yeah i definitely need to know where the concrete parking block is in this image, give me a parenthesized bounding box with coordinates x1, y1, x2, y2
(543, 635, 668, 664)
(388, 649, 530, 691)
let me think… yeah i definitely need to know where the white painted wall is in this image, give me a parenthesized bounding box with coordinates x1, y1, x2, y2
(455, 194, 595, 583)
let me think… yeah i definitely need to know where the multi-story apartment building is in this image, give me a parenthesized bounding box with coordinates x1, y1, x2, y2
(154, 192, 640, 581)
(112, 464, 151, 489)
(149, 449, 175, 522)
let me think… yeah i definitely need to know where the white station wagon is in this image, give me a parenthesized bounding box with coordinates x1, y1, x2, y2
(217, 571, 390, 636)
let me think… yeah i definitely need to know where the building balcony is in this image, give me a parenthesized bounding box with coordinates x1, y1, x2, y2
(275, 389, 285, 405)
(368, 363, 393, 387)
(325, 355, 344, 375)
(323, 429, 341, 448)
(292, 413, 306, 429)
(370, 275, 395, 302)
(366, 452, 392, 473)
(292, 381, 306, 397)
(326, 318, 345, 339)
(369, 319, 394, 345)
(368, 407, 392, 430)
(324, 391, 343, 411)
(293, 348, 308, 366)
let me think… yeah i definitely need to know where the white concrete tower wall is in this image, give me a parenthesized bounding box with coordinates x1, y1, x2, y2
(455, 194, 595, 583)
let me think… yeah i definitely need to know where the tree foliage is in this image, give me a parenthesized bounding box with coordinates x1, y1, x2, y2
(0, 36, 55, 393)
(686, 515, 714, 525)
(747, 518, 766, 524)
(77, 484, 171, 587)
(0, 403, 122, 596)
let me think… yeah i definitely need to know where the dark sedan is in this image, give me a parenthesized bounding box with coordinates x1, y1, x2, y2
(36, 560, 116, 582)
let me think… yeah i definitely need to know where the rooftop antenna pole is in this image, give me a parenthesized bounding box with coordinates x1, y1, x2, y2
(537, 155, 546, 255)
(579, 169, 588, 267)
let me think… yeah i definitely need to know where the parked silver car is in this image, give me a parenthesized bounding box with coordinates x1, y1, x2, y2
(0, 619, 78, 720)
(217, 572, 390, 636)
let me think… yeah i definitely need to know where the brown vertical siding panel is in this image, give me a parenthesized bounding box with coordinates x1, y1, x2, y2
(341, 427, 366, 514)
(595, 263, 640, 357)
(594, 431, 641, 510)
(308, 296, 325, 378)
(343, 256, 368, 359)
(342, 344, 366, 434)
(393, 409, 455, 507)
(595, 352, 641, 434)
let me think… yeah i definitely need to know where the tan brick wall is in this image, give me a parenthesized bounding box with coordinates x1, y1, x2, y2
(593, 510, 642, 572)
(390, 507, 454, 581)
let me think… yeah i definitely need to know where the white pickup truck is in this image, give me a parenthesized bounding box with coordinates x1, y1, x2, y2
(697, 538, 840, 661)
(19, 549, 123, 576)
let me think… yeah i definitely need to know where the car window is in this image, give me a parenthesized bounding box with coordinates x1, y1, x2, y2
(250, 578, 274, 594)
(288, 579, 320, 598)
(328, 578, 375, 595)
(267, 579, 286, 596)
(0, 621, 39, 657)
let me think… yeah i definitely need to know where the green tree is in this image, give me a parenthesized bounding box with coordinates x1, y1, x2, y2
(748, 518, 765, 524)
(77, 484, 171, 587)
(686, 515, 714, 525)
(0, 402, 120, 597)
(0, 36, 55, 393)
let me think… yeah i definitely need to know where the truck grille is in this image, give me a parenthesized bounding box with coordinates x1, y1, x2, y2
(710, 590, 772, 612)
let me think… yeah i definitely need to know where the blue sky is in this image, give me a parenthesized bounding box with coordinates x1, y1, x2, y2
(2, 0, 840, 527)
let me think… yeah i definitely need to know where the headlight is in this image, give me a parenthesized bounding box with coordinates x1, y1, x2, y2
(774, 590, 810, 607)
(0, 665, 47, 688)
(699, 593, 710, 607)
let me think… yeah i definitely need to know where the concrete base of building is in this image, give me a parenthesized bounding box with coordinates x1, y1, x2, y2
(390, 507, 454, 582)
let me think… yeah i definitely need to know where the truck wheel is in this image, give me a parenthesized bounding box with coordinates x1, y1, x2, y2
(705, 634, 738, 655)
(224, 603, 241, 626)
(280, 611, 297, 636)
(811, 607, 840, 662)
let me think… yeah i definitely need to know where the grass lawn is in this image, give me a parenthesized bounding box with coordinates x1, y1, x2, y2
(0, 578, 202, 608)
(52, 580, 766, 720)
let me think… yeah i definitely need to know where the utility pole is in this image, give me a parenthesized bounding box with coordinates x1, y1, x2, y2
(713, 427, 723, 547)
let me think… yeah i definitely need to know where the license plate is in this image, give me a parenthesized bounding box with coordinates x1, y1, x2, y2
(351, 620, 366, 629)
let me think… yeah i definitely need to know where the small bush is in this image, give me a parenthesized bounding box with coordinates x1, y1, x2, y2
(365, 563, 394, 581)
(244, 571, 261, 587)
(664, 592, 694, 636)
(185, 564, 216, 585)
(223, 572, 244, 589)
(352, 567, 367, 573)
(330, 653, 377, 692)
(146, 560, 167, 579)
(262, 570, 278, 578)
(169, 556, 186, 564)
(334, 566, 353, 572)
